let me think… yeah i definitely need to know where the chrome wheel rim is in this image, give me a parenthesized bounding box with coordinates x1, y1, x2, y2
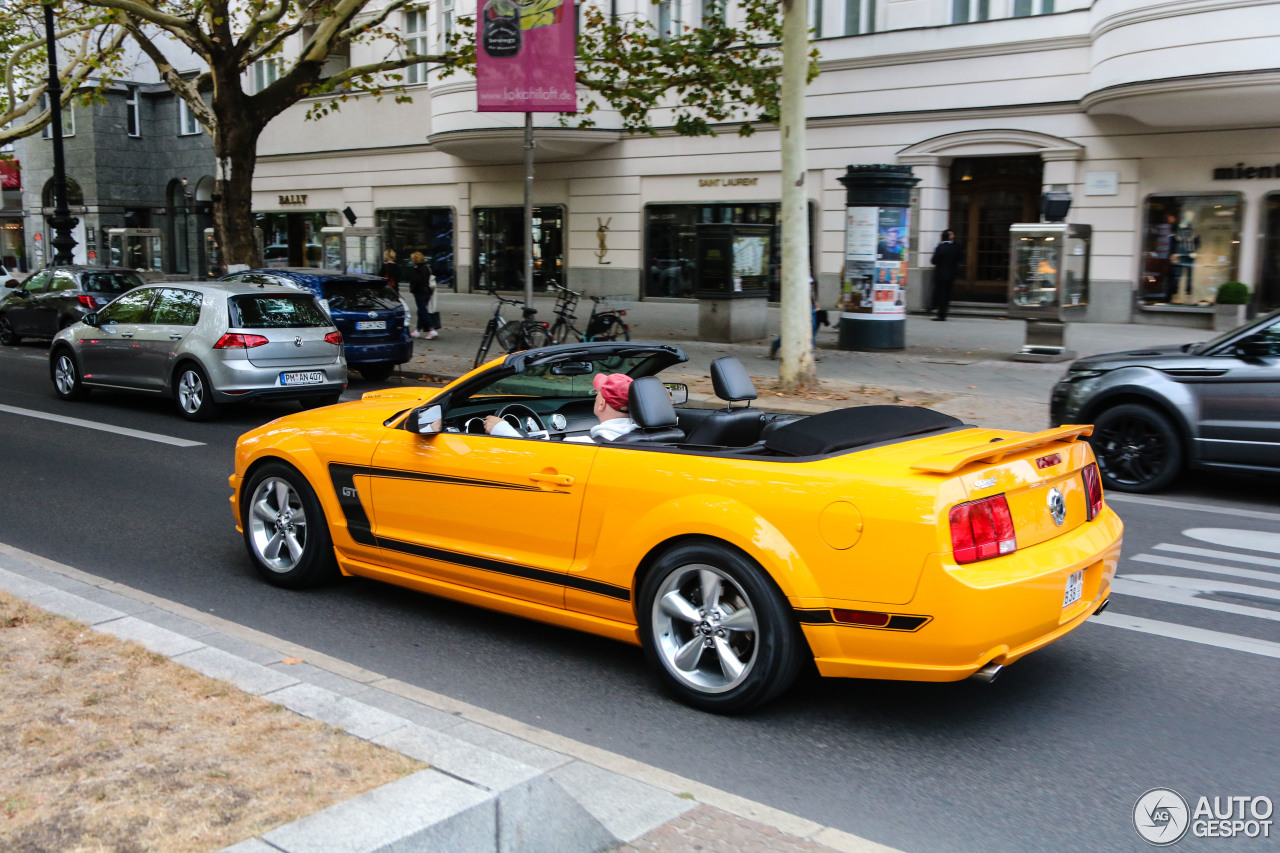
(55, 355, 77, 395)
(178, 370, 204, 414)
(652, 564, 758, 694)
(247, 477, 308, 573)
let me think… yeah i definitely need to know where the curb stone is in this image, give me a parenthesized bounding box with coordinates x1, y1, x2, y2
(0, 542, 903, 853)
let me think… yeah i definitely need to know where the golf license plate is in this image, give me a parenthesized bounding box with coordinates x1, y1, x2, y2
(281, 371, 325, 386)
(356, 320, 386, 330)
(1062, 569, 1084, 608)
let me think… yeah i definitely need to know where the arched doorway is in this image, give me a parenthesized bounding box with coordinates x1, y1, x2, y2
(948, 156, 1043, 303)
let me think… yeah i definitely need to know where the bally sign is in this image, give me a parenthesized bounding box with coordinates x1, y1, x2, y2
(279, 194, 308, 205)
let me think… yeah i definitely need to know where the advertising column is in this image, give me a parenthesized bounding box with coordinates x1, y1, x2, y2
(837, 165, 918, 350)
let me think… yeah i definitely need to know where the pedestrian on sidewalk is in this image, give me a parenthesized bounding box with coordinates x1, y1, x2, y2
(381, 249, 399, 290)
(930, 229, 960, 321)
(408, 252, 436, 339)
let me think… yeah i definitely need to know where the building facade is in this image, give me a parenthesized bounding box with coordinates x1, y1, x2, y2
(15, 76, 216, 277)
(251, 0, 1280, 325)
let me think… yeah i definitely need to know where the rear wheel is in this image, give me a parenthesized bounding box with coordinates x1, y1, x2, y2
(174, 363, 220, 421)
(474, 320, 497, 368)
(523, 323, 552, 350)
(548, 319, 572, 345)
(1090, 403, 1183, 493)
(358, 363, 395, 382)
(52, 349, 89, 401)
(241, 463, 337, 588)
(588, 315, 629, 342)
(639, 542, 805, 714)
(0, 314, 19, 346)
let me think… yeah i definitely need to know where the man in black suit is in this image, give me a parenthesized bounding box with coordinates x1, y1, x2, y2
(930, 230, 961, 321)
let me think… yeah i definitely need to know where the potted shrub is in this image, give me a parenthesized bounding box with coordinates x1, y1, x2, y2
(1214, 282, 1250, 331)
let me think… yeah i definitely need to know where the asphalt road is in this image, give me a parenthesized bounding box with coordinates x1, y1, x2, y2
(1, 342, 1277, 853)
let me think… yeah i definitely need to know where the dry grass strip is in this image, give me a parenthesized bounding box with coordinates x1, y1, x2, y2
(0, 591, 423, 852)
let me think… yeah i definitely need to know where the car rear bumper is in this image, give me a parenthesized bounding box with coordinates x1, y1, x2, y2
(798, 507, 1123, 681)
(208, 359, 347, 403)
(344, 339, 413, 365)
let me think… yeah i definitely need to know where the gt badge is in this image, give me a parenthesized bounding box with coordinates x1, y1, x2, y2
(294, 336, 302, 347)
(1048, 487, 1066, 526)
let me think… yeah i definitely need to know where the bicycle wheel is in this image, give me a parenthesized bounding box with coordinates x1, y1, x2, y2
(523, 323, 552, 350)
(588, 314, 630, 342)
(549, 319, 571, 345)
(495, 319, 523, 353)
(474, 320, 498, 368)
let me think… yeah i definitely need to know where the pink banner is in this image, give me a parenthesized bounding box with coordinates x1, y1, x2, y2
(476, 0, 577, 113)
(0, 159, 20, 190)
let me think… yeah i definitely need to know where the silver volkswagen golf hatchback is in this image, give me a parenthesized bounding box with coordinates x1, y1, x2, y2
(49, 281, 347, 420)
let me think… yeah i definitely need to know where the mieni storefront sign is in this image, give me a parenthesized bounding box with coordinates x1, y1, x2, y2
(1212, 163, 1280, 180)
(698, 176, 759, 188)
(278, 194, 308, 205)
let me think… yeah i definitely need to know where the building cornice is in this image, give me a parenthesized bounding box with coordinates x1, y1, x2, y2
(1082, 68, 1280, 115)
(1090, 0, 1278, 41)
(818, 34, 1089, 74)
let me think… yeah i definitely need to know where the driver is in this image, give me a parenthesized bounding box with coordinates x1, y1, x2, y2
(484, 373, 638, 443)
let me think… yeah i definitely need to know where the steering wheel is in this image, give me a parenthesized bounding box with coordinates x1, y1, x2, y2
(496, 403, 548, 439)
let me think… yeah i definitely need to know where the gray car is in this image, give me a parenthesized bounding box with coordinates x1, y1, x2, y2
(1051, 308, 1280, 492)
(49, 281, 347, 421)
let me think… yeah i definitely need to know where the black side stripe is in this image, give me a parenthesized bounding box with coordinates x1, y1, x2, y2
(327, 463, 630, 601)
(793, 609, 932, 632)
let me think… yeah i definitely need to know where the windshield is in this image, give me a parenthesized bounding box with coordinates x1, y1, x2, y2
(82, 271, 145, 294)
(1194, 308, 1280, 354)
(228, 294, 330, 328)
(321, 280, 401, 311)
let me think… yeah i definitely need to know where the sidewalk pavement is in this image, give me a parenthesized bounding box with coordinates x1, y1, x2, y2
(399, 293, 1201, 432)
(0, 542, 902, 853)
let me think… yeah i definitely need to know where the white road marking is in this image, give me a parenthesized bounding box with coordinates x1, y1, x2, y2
(1110, 578, 1280, 622)
(1091, 612, 1280, 660)
(1182, 527, 1280, 554)
(1122, 573, 1280, 602)
(1153, 543, 1280, 569)
(1131, 554, 1280, 586)
(0, 403, 204, 447)
(1107, 492, 1280, 523)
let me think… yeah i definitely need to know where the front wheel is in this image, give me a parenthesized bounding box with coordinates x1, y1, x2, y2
(638, 542, 805, 714)
(0, 314, 19, 346)
(52, 349, 90, 401)
(588, 315, 629, 342)
(241, 463, 337, 588)
(174, 363, 220, 421)
(523, 323, 552, 350)
(474, 320, 497, 368)
(1090, 403, 1183, 493)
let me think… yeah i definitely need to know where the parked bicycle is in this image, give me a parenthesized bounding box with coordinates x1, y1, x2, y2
(473, 288, 552, 368)
(546, 282, 631, 344)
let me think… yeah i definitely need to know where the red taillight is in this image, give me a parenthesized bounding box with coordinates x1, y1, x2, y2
(77, 294, 97, 309)
(213, 333, 269, 349)
(1082, 463, 1104, 520)
(617, 310, 627, 316)
(949, 495, 1017, 564)
(324, 331, 343, 345)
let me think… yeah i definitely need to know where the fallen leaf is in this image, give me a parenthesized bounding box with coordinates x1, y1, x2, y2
(281, 657, 304, 665)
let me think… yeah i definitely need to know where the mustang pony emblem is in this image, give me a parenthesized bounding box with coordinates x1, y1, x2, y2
(1048, 487, 1066, 526)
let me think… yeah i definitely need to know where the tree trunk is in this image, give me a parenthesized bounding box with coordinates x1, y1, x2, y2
(212, 119, 263, 271)
(777, 0, 815, 392)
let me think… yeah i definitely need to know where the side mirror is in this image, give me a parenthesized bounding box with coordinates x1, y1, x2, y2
(81, 312, 99, 328)
(1237, 337, 1274, 359)
(664, 382, 689, 406)
(416, 404, 443, 434)
(4, 279, 17, 289)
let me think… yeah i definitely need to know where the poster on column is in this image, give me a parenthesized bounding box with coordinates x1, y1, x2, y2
(843, 206, 878, 314)
(476, 0, 578, 112)
(871, 208, 908, 319)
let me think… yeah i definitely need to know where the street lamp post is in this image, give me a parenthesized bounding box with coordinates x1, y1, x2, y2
(43, 0, 78, 266)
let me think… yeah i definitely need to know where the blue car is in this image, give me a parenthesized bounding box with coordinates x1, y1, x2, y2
(220, 268, 412, 381)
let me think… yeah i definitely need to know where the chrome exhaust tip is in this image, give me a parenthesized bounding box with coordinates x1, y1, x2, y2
(970, 663, 1004, 684)
(1093, 598, 1111, 616)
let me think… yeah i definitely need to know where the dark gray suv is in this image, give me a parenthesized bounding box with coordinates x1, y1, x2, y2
(1051, 309, 1280, 492)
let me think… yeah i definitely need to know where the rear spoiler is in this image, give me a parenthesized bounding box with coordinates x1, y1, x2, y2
(910, 425, 1093, 474)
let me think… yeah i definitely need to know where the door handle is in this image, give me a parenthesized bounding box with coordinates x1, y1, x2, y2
(529, 473, 574, 487)
(121, 333, 134, 339)
(169, 333, 184, 340)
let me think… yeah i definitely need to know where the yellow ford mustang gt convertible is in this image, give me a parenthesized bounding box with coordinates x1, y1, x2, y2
(231, 342, 1122, 713)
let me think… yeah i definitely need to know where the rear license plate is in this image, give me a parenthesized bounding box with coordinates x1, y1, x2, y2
(281, 371, 325, 386)
(356, 320, 386, 330)
(1063, 570, 1084, 608)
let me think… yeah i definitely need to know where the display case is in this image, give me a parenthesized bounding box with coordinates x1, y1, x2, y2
(1008, 223, 1090, 320)
(105, 228, 164, 278)
(1007, 223, 1090, 362)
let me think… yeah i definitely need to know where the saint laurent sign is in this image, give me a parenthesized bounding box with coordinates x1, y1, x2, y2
(1212, 164, 1280, 180)
(698, 176, 759, 188)
(279, 194, 308, 205)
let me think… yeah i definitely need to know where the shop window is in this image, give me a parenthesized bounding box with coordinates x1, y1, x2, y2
(380, 207, 455, 288)
(1260, 193, 1280, 312)
(1140, 195, 1242, 307)
(255, 211, 331, 268)
(474, 206, 564, 292)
